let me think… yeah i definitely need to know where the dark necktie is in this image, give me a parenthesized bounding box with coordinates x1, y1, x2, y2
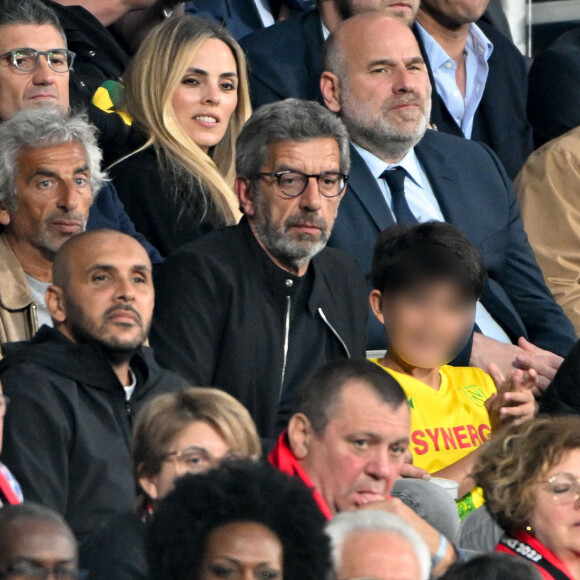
(380, 167, 418, 224)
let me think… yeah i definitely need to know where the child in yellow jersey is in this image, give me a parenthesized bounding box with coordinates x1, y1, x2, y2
(369, 222, 537, 518)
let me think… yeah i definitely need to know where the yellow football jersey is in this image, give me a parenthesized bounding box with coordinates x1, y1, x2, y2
(371, 361, 497, 517)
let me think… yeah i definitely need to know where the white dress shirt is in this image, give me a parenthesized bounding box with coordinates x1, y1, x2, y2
(416, 22, 493, 139)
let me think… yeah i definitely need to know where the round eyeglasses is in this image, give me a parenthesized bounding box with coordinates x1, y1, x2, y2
(0, 48, 76, 73)
(254, 170, 348, 198)
(542, 472, 580, 505)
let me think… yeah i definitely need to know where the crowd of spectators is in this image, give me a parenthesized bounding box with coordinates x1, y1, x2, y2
(1, 0, 580, 579)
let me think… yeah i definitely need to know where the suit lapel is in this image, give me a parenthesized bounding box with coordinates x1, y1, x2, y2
(230, 0, 264, 30)
(301, 11, 325, 102)
(347, 144, 394, 232)
(413, 133, 458, 223)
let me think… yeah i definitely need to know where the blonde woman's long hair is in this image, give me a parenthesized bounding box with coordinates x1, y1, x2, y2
(122, 16, 251, 225)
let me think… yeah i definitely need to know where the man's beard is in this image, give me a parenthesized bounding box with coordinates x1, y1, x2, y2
(253, 193, 331, 274)
(341, 86, 431, 162)
(64, 298, 150, 364)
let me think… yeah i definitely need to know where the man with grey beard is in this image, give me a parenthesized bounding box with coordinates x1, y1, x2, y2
(323, 14, 575, 389)
(151, 99, 367, 442)
(0, 107, 104, 350)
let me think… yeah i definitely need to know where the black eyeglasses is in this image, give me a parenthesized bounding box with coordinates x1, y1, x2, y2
(0, 563, 87, 580)
(254, 170, 348, 198)
(0, 48, 76, 73)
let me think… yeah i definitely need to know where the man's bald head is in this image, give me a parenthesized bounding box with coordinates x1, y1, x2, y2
(52, 229, 149, 291)
(324, 13, 421, 80)
(0, 503, 77, 572)
(321, 13, 432, 163)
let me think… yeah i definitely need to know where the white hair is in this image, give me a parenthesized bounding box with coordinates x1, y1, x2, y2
(325, 510, 431, 580)
(0, 107, 106, 212)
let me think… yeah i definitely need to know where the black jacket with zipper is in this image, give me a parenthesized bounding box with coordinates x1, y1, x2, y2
(151, 218, 368, 440)
(0, 326, 188, 541)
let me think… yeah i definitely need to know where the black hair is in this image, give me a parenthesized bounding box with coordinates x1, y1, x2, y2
(371, 221, 486, 300)
(439, 552, 543, 580)
(147, 459, 331, 580)
(0, 0, 66, 41)
(293, 359, 408, 435)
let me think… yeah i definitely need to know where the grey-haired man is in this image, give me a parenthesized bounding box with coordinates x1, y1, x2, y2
(0, 107, 103, 348)
(151, 98, 368, 442)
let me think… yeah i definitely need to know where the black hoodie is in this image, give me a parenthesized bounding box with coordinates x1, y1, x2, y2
(0, 326, 188, 541)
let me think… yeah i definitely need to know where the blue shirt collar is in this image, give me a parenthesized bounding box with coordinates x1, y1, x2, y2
(352, 142, 424, 189)
(416, 21, 493, 69)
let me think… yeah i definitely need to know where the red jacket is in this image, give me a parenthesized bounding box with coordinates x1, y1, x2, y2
(497, 529, 574, 580)
(269, 431, 333, 520)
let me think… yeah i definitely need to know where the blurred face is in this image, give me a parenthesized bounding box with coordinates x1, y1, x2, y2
(140, 420, 232, 500)
(338, 531, 423, 580)
(0, 24, 69, 121)
(171, 38, 239, 152)
(0, 520, 77, 580)
(529, 449, 580, 561)
(241, 138, 344, 274)
(324, 17, 431, 162)
(371, 282, 476, 369)
(335, 0, 420, 25)
(0, 143, 91, 255)
(300, 381, 410, 514)
(54, 233, 154, 352)
(419, 0, 490, 28)
(200, 522, 283, 580)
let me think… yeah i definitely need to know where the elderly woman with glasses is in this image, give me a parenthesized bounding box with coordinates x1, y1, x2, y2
(473, 415, 580, 580)
(80, 387, 261, 580)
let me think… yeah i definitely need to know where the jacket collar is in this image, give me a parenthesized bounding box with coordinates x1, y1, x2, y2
(0, 325, 158, 394)
(269, 430, 333, 519)
(301, 9, 325, 94)
(0, 234, 35, 312)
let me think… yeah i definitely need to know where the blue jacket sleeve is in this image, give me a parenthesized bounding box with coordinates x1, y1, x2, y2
(87, 182, 164, 264)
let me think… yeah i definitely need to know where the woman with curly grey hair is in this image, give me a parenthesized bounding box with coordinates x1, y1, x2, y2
(473, 415, 580, 580)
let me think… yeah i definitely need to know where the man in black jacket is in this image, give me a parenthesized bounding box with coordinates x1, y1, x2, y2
(0, 229, 188, 542)
(151, 99, 368, 441)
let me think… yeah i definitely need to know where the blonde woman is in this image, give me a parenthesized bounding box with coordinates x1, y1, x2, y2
(110, 16, 251, 256)
(81, 387, 261, 580)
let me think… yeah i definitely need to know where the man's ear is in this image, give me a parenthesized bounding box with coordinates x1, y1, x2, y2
(0, 203, 10, 226)
(320, 71, 342, 113)
(235, 176, 255, 217)
(287, 413, 314, 460)
(369, 289, 386, 324)
(45, 285, 66, 323)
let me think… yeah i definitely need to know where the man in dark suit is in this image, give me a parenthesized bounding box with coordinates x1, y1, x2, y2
(414, 0, 532, 180)
(185, 0, 315, 40)
(321, 13, 575, 388)
(240, 0, 420, 108)
(241, 0, 528, 180)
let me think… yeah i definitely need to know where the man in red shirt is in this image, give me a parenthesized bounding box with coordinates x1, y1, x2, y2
(270, 359, 460, 577)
